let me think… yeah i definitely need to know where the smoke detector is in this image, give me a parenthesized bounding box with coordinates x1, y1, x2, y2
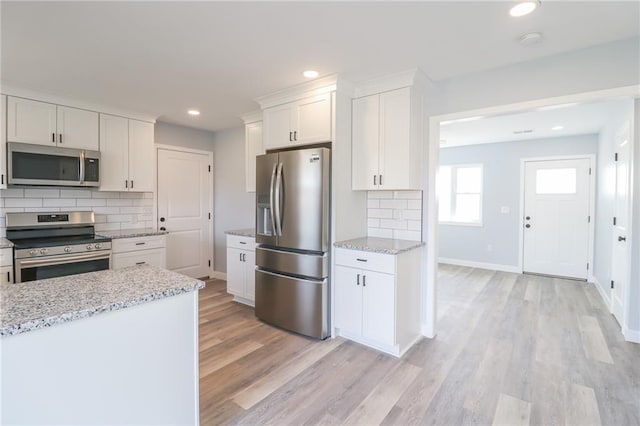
(518, 32, 543, 46)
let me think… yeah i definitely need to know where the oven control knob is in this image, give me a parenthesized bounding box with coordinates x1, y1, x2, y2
(64, 247, 72, 253)
(29, 249, 37, 256)
(86, 244, 94, 250)
(40, 248, 48, 255)
(94, 243, 102, 250)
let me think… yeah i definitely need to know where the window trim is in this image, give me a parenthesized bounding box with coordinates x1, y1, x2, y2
(438, 163, 484, 226)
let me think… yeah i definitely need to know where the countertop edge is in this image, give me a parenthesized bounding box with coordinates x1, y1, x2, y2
(225, 228, 256, 238)
(0, 281, 205, 337)
(333, 239, 425, 255)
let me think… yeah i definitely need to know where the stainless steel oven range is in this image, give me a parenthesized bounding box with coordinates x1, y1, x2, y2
(6, 211, 112, 283)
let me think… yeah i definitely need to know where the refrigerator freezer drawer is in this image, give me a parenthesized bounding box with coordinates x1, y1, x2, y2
(255, 269, 328, 339)
(256, 246, 328, 279)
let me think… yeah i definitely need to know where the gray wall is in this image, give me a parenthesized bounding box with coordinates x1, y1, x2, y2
(212, 126, 255, 273)
(155, 121, 215, 152)
(629, 99, 639, 335)
(439, 134, 599, 267)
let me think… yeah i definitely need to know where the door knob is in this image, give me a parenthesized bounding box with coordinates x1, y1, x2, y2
(160, 217, 165, 222)
(618, 236, 626, 242)
(160, 227, 166, 231)
(525, 224, 531, 228)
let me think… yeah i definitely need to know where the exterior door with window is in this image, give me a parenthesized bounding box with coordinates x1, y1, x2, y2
(523, 159, 591, 279)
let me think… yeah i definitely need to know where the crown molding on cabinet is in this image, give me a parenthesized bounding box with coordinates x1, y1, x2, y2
(240, 110, 262, 124)
(352, 68, 434, 99)
(0, 84, 158, 124)
(255, 74, 355, 110)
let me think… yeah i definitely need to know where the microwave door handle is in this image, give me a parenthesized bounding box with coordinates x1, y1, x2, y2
(269, 162, 277, 236)
(275, 162, 284, 237)
(79, 150, 86, 184)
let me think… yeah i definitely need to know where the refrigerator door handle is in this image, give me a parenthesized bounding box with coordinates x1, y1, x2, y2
(274, 162, 284, 236)
(269, 162, 278, 236)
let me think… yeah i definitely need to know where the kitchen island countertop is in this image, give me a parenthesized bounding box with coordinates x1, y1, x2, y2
(225, 228, 255, 238)
(0, 237, 14, 249)
(334, 237, 424, 255)
(0, 265, 204, 337)
(96, 228, 168, 239)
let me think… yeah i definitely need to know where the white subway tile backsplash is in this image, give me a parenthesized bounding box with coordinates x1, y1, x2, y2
(367, 191, 393, 199)
(379, 219, 407, 230)
(60, 189, 92, 199)
(368, 190, 423, 242)
(379, 199, 408, 209)
(394, 190, 422, 199)
(76, 198, 107, 207)
(368, 208, 393, 219)
(43, 198, 76, 208)
(368, 228, 393, 238)
(367, 218, 380, 228)
(5, 198, 43, 208)
(107, 198, 133, 207)
(367, 199, 380, 209)
(24, 189, 60, 198)
(407, 220, 422, 231)
(407, 200, 422, 210)
(2, 188, 24, 198)
(393, 230, 422, 241)
(403, 210, 422, 220)
(91, 192, 120, 199)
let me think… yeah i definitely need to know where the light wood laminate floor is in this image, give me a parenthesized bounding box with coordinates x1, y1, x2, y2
(198, 265, 640, 425)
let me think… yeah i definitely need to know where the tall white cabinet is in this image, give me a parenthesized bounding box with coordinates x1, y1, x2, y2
(99, 114, 154, 192)
(1, 95, 7, 189)
(7, 97, 99, 151)
(242, 111, 264, 193)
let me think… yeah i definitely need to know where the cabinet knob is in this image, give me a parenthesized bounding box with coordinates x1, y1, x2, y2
(160, 227, 166, 231)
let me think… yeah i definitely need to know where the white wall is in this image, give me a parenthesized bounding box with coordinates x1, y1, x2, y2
(438, 134, 598, 268)
(628, 99, 640, 337)
(155, 121, 215, 152)
(212, 127, 254, 273)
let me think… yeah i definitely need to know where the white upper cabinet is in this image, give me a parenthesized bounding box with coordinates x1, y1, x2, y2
(352, 86, 422, 191)
(56, 106, 99, 151)
(263, 93, 331, 150)
(245, 120, 264, 192)
(128, 119, 155, 192)
(1, 95, 7, 189)
(7, 97, 99, 150)
(99, 115, 154, 192)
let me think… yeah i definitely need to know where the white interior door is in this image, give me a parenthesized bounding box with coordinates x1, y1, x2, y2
(523, 158, 591, 279)
(158, 148, 212, 278)
(611, 122, 631, 324)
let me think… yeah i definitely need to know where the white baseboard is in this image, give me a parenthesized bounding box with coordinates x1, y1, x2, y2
(623, 326, 640, 344)
(590, 277, 612, 311)
(421, 323, 435, 339)
(210, 271, 227, 280)
(438, 257, 521, 274)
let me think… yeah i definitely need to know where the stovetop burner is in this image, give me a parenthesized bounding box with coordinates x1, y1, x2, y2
(10, 234, 112, 250)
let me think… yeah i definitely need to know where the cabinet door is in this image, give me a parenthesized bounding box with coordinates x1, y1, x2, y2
(7, 97, 57, 146)
(351, 94, 380, 190)
(0, 95, 7, 189)
(245, 121, 263, 192)
(128, 120, 155, 192)
(379, 87, 411, 190)
(56, 106, 99, 151)
(112, 248, 166, 269)
(362, 270, 395, 345)
(263, 104, 291, 150)
(0, 266, 12, 284)
(99, 114, 129, 191)
(335, 265, 363, 336)
(244, 250, 256, 301)
(293, 93, 331, 144)
(226, 248, 246, 296)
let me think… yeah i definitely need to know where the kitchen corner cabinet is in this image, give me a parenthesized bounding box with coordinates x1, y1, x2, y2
(7, 96, 99, 151)
(352, 87, 423, 190)
(99, 114, 154, 192)
(244, 120, 264, 193)
(1, 247, 13, 284)
(334, 246, 422, 357)
(226, 235, 256, 306)
(1, 95, 7, 189)
(112, 235, 166, 269)
(263, 93, 331, 150)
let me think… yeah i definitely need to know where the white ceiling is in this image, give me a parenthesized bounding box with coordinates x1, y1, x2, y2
(2, 1, 638, 132)
(439, 98, 632, 147)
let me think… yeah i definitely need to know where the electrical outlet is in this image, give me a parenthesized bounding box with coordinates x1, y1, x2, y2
(501, 206, 510, 214)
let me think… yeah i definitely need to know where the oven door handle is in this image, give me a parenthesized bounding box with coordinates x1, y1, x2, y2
(17, 252, 111, 268)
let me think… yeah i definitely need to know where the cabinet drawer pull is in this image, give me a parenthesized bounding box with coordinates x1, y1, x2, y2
(373, 175, 377, 186)
(362, 275, 366, 287)
(52, 133, 56, 143)
(135, 242, 146, 246)
(135, 261, 146, 265)
(356, 258, 367, 262)
(289, 131, 292, 142)
(239, 241, 246, 245)
(293, 131, 297, 141)
(379, 175, 382, 185)
(59, 133, 63, 144)
(357, 274, 360, 286)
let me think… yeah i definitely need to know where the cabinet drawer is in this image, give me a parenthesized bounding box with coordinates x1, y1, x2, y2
(334, 248, 395, 274)
(0, 248, 13, 267)
(227, 235, 256, 250)
(112, 235, 166, 254)
(113, 248, 166, 269)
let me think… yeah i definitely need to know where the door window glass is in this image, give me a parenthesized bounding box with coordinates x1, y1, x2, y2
(536, 168, 576, 194)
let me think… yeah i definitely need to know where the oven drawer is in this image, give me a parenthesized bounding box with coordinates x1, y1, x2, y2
(112, 235, 166, 254)
(0, 248, 13, 267)
(113, 249, 166, 269)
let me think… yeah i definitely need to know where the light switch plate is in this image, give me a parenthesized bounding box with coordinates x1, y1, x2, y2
(501, 206, 510, 214)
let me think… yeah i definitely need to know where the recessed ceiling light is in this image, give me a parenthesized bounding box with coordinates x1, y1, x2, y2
(188, 110, 200, 116)
(303, 70, 319, 79)
(552, 125, 564, 130)
(510, 1, 540, 17)
(518, 32, 543, 46)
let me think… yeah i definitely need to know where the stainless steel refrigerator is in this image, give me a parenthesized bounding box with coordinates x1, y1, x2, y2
(255, 146, 330, 339)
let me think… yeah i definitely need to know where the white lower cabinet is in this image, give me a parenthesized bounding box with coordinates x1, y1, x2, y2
(1, 247, 13, 284)
(226, 235, 256, 306)
(334, 246, 421, 357)
(112, 235, 167, 269)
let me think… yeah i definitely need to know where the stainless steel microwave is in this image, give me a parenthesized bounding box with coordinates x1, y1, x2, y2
(8, 142, 100, 187)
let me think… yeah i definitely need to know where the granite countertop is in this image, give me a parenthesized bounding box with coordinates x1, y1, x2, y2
(225, 228, 255, 238)
(334, 237, 425, 255)
(0, 265, 204, 337)
(0, 237, 14, 249)
(96, 228, 168, 239)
